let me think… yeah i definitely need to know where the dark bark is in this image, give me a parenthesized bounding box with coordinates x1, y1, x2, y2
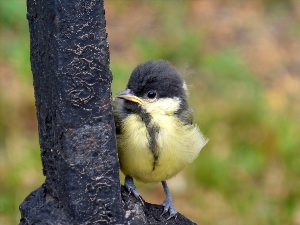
(21, 0, 123, 224)
(19, 0, 197, 224)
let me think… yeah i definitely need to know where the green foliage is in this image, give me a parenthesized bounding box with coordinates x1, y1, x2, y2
(111, 62, 132, 95)
(0, 0, 27, 29)
(135, 30, 204, 66)
(0, 36, 31, 81)
(0, 0, 31, 83)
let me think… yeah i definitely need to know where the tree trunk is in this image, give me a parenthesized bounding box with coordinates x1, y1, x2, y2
(20, 0, 123, 224)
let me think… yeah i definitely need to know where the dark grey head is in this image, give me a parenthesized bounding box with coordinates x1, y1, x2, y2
(127, 60, 186, 101)
(116, 60, 190, 122)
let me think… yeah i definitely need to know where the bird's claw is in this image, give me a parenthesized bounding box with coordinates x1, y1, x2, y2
(125, 176, 144, 205)
(128, 187, 144, 205)
(160, 198, 177, 220)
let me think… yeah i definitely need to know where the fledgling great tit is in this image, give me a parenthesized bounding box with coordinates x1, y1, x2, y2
(114, 60, 207, 219)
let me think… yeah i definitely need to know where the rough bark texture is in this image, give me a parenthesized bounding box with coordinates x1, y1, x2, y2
(20, 0, 123, 224)
(20, 0, 197, 224)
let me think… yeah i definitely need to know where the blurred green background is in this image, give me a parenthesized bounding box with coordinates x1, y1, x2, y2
(1, 0, 300, 224)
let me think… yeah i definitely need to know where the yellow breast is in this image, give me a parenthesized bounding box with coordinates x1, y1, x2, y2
(117, 112, 207, 183)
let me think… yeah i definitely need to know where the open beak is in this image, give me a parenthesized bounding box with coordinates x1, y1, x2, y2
(116, 89, 145, 106)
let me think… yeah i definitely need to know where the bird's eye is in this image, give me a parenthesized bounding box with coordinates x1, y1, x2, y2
(147, 90, 157, 99)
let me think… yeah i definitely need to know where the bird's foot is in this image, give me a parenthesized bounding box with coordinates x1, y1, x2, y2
(161, 197, 177, 220)
(160, 181, 177, 220)
(124, 176, 144, 205)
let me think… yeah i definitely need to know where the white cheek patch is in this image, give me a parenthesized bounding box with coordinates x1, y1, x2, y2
(182, 81, 189, 96)
(143, 97, 181, 115)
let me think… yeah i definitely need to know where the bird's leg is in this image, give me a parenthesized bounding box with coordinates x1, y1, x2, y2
(124, 175, 144, 205)
(161, 180, 177, 220)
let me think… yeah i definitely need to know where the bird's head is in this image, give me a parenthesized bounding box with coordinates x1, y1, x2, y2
(116, 60, 188, 115)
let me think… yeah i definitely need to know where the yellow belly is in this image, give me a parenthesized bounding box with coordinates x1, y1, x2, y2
(117, 114, 207, 183)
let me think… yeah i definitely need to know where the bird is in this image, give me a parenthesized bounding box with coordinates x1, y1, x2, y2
(114, 60, 207, 219)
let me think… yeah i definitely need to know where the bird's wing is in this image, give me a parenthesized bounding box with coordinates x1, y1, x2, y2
(175, 107, 193, 125)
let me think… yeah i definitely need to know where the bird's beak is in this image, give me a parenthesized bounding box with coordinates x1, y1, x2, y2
(116, 89, 145, 106)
